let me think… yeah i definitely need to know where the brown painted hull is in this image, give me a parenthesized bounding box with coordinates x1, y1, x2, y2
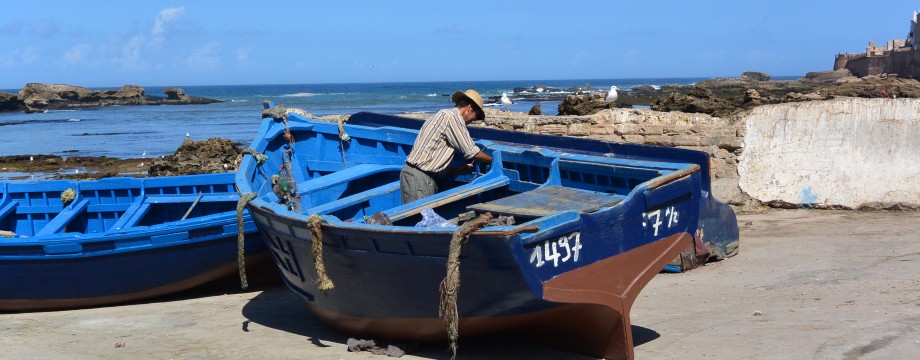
(300, 233, 691, 359)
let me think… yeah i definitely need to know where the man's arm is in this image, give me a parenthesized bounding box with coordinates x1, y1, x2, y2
(472, 150, 492, 164)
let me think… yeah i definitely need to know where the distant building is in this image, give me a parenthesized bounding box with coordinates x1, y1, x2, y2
(834, 10, 920, 78)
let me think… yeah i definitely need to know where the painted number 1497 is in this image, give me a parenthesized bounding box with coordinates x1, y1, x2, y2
(529, 232, 582, 268)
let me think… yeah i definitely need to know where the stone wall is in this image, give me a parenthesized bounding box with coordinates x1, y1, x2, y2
(738, 98, 920, 210)
(477, 97, 920, 212)
(478, 108, 750, 208)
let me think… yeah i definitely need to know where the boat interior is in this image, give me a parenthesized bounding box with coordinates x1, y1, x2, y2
(0, 174, 240, 240)
(252, 122, 694, 229)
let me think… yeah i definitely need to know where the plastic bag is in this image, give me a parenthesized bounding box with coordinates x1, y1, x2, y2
(415, 208, 456, 228)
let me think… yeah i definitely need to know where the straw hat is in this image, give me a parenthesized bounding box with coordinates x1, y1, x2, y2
(451, 89, 485, 120)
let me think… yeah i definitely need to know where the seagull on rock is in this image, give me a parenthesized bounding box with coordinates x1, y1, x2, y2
(605, 86, 619, 103)
(500, 92, 514, 112)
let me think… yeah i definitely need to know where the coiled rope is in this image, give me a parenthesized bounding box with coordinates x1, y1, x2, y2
(61, 188, 76, 206)
(439, 212, 493, 360)
(307, 214, 335, 291)
(236, 192, 257, 289)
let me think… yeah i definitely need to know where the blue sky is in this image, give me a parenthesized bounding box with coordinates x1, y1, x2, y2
(1, 1, 917, 88)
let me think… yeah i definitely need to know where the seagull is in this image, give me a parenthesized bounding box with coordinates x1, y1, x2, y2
(605, 86, 619, 103)
(500, 92, 514, 112)
(29, 156, 33, 162)
(185, 132, 190, 139)
(141, 149, 147, 158)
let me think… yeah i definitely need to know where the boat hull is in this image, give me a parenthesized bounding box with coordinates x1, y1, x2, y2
(0, 173, 270, 311)
(237, 109, 734, 359)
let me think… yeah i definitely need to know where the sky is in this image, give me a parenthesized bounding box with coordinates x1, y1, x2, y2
(1, 1, 918, 88)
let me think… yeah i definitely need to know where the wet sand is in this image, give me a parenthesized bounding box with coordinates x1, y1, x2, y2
(2, 210, 918, 359)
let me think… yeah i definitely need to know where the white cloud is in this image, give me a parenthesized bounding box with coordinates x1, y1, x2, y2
(1, 46, 39, 68)
(30, 20, 61, 39)
(153, 7, 185, 36)
(236, 47, 251, 66)
(186, 42, 221, 69)
(121, 35, 146, 69)
(63, 44, 92, 64)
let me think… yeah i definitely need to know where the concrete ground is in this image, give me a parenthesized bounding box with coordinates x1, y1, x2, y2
(1, 210, 918, 359)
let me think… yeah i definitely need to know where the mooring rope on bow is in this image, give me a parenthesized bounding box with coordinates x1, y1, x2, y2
(439, 212, 493, 360)
(307, 214, 335, 291)
(236, 192, 257, 290)
(261, 106, 297, 148)
(240, 148, 268, 165)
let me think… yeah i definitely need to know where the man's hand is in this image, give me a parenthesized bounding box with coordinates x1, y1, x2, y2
(448, 163, 474, 175)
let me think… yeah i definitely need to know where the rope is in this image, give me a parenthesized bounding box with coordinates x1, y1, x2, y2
(236, 192, 257, 290)
(337, 117, 351, 142)
(439, 212, 493, 360)
(241, 148, 268, 165)
(61, 188, 76, 206)
(261, 106, 296, 147)
(307, 214, 335, 291)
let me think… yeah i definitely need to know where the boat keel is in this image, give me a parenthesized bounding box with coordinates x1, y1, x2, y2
(541, 232, 692, 360)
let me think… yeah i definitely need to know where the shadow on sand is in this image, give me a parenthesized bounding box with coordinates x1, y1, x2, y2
(240, 287, 661, 359)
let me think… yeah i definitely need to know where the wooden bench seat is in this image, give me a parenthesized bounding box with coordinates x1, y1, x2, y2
(466, 185, 624, 218)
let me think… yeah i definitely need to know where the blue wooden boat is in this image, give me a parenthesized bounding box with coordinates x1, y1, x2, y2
(0, 173, 267, 311)
(236, 106, 739, 359)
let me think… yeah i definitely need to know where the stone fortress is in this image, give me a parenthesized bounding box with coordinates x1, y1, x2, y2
(835, 9, 920, 77)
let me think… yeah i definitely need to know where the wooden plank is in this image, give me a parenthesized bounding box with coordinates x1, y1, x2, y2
(34, 199, 90, 236)
(307, 181, 400, 215)
(467, 185, 624, 218)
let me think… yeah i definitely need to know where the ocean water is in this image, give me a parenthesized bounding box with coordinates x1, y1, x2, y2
(0, 78, 711, 159)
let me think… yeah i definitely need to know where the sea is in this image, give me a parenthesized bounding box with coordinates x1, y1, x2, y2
(0, 78, 718, 160)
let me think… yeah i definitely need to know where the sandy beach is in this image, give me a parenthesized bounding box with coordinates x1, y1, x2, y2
(1, 209, 918, 359)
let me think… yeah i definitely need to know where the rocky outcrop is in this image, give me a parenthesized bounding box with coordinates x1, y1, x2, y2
(646, 71, 920, 116)
(557, 92, 630, 116)
(148, 137, 242, 176)
(13, 83, 221, 113)
(651, 86, 737, 116)
(160, 87, 221, 105)
(740, 71, 771, 81)
(0, 91, 24, 112)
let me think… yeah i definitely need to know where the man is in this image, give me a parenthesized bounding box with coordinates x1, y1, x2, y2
(400, 89, 493, 204)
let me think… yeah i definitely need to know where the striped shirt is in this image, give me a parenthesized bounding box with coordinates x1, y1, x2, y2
(405, 108, 481, 174)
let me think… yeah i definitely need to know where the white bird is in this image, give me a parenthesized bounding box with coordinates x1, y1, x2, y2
(29, 156, 33, 162)
(141, 150, 147, 158)
(500, 92, 513, 112)
(605, 86, 619, 103)
(75, 169, 79, 174)
(185, 132, 190, 139)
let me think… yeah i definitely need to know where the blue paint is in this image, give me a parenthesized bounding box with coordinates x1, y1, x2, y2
(0, 173, 266, 311)
(800, 186, 818, 206)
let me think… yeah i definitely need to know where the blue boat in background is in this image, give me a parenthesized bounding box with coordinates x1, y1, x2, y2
(235, 106, 739, 359)
(0, 173, 267, 311)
